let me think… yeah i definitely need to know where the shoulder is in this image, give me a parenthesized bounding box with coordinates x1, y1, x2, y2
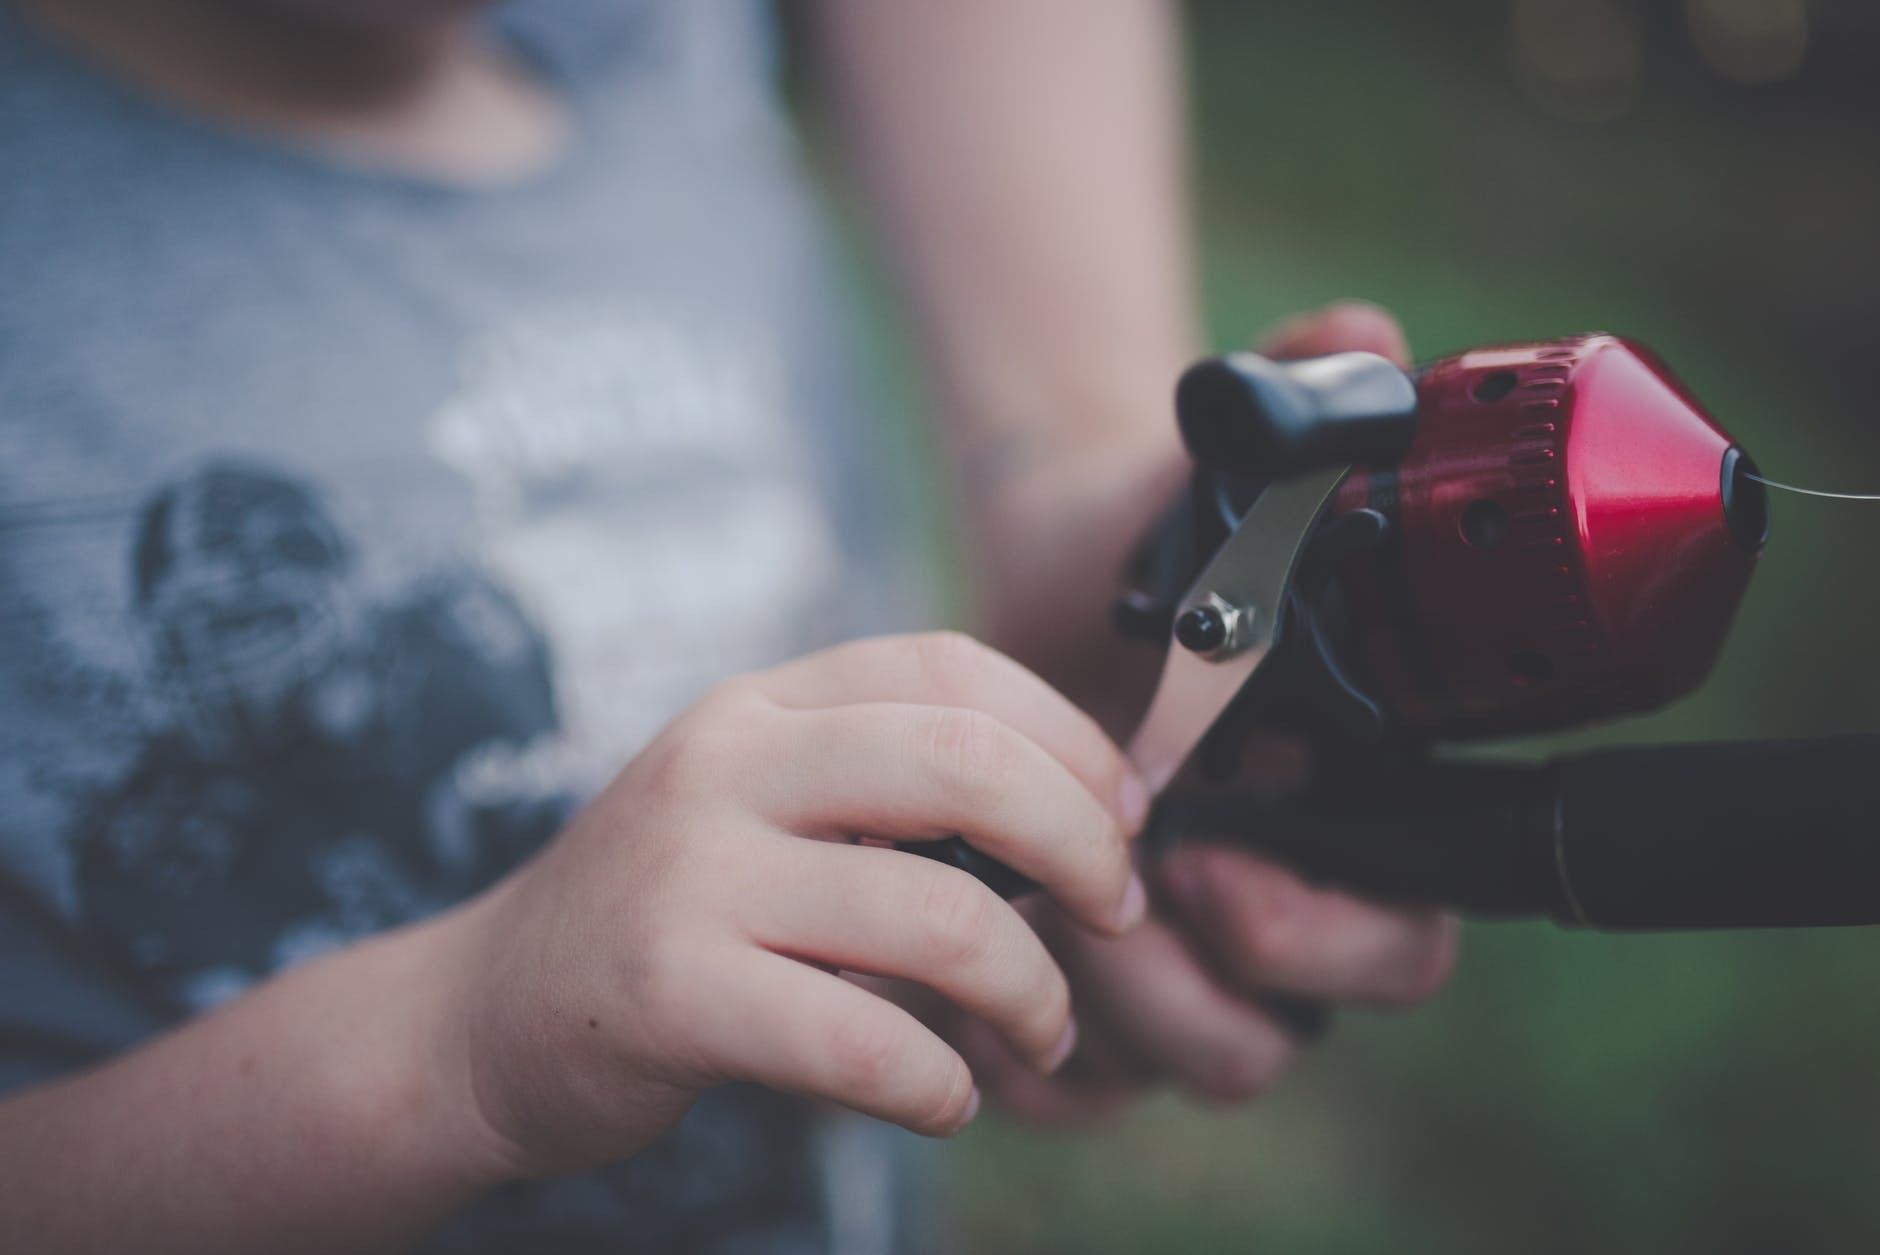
(0, 8, 234, 343)
(502, 0, 783, 128)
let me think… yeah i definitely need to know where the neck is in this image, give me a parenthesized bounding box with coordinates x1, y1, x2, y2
(19, 0, 566, 182)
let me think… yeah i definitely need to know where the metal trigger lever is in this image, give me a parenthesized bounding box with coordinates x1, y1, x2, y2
(904, 463, 1347, 899)
(905, 350, 1420, 900)
(1122, 464, 1350, 795)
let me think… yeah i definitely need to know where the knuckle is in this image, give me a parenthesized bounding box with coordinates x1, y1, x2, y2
(1200, 1040, 1292, 1103)
(1092, 750, 1132, 822)
(630, 932, 694, 1019)
(922, 707, 1013, 803)
(914, 871, 1002, 968)
(1225, 874, 1307, 984)
(908, 630, 994, 697)
(1248, 913, 1301, 977)
(640, 712, 751, 802)
(694, 675, 768, 719)
(626, 935, 709, 1069)
(827, 1007, 907, 1093)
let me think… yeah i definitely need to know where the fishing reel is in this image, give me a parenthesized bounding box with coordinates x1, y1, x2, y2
(922, 332, 1880, 931)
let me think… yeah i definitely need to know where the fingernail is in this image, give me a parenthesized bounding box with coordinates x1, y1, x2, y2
(1043, 1017, 1079, 1072)
(1193, 1048, 1280, 1105)
(957, 1088, 982, 1132)
(1114, 871, 1148, 931)
(1159, 856, 1207, 915)
(1117, 772, 1150, 833)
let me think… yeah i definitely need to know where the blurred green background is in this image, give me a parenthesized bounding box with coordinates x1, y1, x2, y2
(803, 2, 1880, 1251)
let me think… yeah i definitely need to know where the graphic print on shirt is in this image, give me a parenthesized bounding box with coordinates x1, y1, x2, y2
(428, 305, 853, 796)
(0, 0, 906, 1244)
(73, 462, 570, 1011)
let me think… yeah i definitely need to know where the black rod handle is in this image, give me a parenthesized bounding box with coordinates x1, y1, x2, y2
(1154, 762, 1561, 918)
(1552, 734, 1880, 930)
(907, 736, 1880, 931)
(1162, 737, 1880, 932)
(904, 837, 1037, 899)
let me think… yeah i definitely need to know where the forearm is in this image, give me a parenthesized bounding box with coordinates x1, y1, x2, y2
(810, 0, 1200, 706)
(0, 911, 506, 1255)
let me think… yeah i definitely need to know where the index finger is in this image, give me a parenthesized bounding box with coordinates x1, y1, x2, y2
(750, 632, 1150, 833)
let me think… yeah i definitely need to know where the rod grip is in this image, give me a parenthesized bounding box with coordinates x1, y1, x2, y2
(911, 736, 1880, 932)
(1553, 734, 1880, 929)
(904, 837, 1037, 900)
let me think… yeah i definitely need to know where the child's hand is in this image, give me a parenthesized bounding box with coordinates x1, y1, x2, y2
(434, 632, 1147, 1179)
(938, 302, 1456, 1125)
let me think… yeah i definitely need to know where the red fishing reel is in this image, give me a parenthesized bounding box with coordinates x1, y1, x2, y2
(1122, 331, 1767, 756)
(924, 331, 1879, 931)
(1129, 331, 1878, 931)
(1329, 334, 1765, 740)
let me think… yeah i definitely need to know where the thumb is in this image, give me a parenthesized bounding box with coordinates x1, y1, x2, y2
(1257, 299, 1411, 367)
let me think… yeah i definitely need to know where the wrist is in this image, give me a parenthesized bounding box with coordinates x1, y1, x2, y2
(300, 896, 528, 1201)
(962, 426, 1187, 683)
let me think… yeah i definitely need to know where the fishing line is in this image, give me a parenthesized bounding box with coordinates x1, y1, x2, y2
(1746, 474, 1880, 502)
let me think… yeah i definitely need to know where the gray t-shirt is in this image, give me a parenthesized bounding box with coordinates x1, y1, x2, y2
(0, 2, 926, 1250)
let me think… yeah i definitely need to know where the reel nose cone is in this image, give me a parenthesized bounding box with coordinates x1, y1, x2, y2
(1564, 337, 1761, 710)
(1330, 334, 1764, 739)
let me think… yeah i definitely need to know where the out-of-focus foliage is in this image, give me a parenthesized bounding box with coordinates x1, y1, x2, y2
(798, 1, 1880, 1250)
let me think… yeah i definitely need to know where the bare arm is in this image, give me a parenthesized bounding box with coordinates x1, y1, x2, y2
(0, 634, 1153, 1251)
(808, 0, 1200, 714)
(810, 3, 1457, 1119)
(0, 919, 505, 1255)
